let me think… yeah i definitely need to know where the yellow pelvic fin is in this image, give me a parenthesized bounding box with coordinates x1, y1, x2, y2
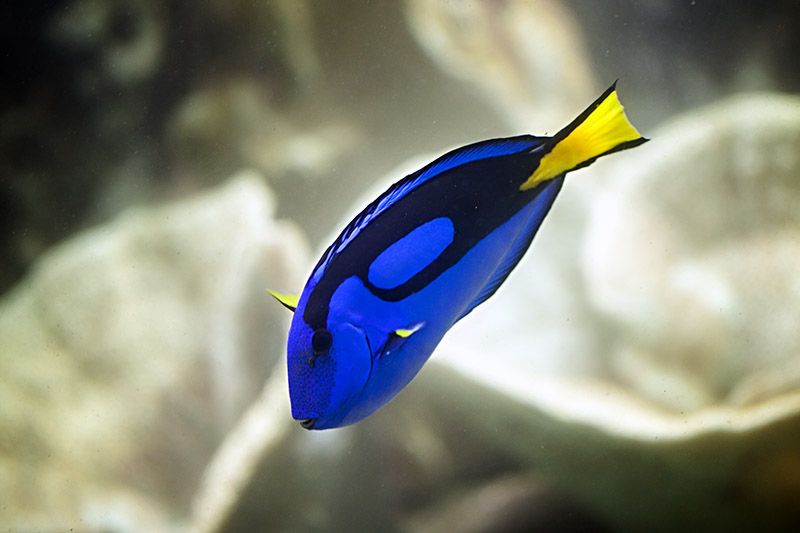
(394, 321, 424, 338)
(267, 290, 300, 312)
(520, 83, 647, 191)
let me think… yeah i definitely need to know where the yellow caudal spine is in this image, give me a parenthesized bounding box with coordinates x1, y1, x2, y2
(520, 83, 647, 190)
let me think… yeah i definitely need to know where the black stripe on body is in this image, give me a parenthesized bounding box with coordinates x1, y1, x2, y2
(303, 144, 551, 330)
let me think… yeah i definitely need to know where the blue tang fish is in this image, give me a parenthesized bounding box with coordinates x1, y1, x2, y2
(270, 83, 647, 430)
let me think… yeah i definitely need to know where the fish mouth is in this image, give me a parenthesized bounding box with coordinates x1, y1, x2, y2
(299, 418, 317, 430)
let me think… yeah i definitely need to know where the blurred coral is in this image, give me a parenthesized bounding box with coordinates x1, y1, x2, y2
(0, 174, 308, 530)
(583, 93, 800, 411)
(407, 0, 596, 130)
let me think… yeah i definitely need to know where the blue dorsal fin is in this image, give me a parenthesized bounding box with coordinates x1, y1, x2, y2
(416, 136, 544, 183)
(311, 136, 545, 282)
(456, 177, 564, 322)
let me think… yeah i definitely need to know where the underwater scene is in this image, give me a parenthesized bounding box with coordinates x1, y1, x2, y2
(2, 1, 799, 531)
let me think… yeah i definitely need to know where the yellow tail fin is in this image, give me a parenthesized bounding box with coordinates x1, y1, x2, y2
(520, 82, 647, 190)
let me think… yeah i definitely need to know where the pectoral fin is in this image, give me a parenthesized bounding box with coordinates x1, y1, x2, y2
(394, 321, 425, 338)
(267, 290, 300, 312)
(375, 321, 426, 365)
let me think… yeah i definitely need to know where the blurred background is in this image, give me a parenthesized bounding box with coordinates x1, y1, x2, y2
(1, 1, 799, 531)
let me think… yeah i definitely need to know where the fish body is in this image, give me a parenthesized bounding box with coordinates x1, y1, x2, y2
(272, 83, 647, 430)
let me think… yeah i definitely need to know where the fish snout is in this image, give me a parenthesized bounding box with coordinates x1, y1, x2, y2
(299, 418, 317, 430)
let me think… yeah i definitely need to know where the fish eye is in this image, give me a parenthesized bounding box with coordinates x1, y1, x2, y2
(311, 329, 333, 354)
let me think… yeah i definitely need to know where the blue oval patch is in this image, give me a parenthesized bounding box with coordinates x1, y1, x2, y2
(368, 217, 454, 290)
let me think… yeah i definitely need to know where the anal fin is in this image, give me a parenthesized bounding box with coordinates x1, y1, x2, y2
(456, 177, 564, 322)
